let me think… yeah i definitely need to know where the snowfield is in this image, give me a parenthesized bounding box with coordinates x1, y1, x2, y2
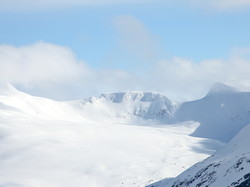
(0, 84, 222, 187)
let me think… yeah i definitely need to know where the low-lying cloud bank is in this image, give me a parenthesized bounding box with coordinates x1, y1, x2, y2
(1, 42, 250, 101)
(0, 42, 86, 84)
(0, 42, 139, 100)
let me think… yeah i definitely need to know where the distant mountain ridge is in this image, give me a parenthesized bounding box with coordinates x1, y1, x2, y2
(78, 83, 250, 143)
(2, 82, 250, 143)
(0, 82, 20, 95)
(80, 91, 177, 121)
(207, 83, 237, 95)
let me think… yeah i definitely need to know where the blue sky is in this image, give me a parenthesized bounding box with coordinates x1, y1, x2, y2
(1, 0, 250, 100)
(2, 4, 250, 66)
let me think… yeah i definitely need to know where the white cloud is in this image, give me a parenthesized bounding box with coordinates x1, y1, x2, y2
(0, 0, 162, 11)
(2, 42, 250, 101)
(0, 42, 140, 100)
(1, 0, 250, 11)
(113, 15, 157, 62)
(188, 0, 250, 11)
(148, 55, 250, 100)
(0, 42, 87, 85)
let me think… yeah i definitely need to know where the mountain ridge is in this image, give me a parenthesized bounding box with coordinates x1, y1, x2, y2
(207, 83, 237, 96)
(2, 82, 250, 143)
(79, 91, 178, 122)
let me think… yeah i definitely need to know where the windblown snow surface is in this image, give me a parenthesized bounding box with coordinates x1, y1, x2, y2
(0, 83, 224, 187)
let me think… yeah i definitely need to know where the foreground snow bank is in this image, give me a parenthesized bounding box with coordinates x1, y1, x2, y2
(151, 124, 250, 187)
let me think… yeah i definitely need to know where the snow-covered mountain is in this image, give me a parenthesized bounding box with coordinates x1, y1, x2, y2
(0, 83, 89, 122)
(150, 123, 250, 187)
(0, 83, 219, 187)
(0, 83, 177, 123)
(148, 83, 250, 187)
(2, 82, 250, 187)
(76, 91, 177, 122)
(175, 83, 250, 142)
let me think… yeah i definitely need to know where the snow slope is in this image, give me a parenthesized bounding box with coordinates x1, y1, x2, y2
(0, 83, 89, 122)
(0, 84, 220, 187)
(150, 123, 250, 187)
(175, 83, 250, 142)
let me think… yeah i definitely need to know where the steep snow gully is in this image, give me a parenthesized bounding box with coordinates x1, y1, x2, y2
(0, 83, 250, 187)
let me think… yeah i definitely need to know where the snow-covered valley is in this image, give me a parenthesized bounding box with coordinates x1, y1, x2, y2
(0, 83, 250, 187)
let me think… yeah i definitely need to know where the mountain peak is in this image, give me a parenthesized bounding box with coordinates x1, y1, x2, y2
(207, 83, 237, 96)
(100, 91, 166, 103)
(0, 82, 19, 96)
(80, 91, 177, 121)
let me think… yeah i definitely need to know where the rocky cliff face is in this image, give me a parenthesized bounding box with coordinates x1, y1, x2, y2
(79, 91, 177, 122)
